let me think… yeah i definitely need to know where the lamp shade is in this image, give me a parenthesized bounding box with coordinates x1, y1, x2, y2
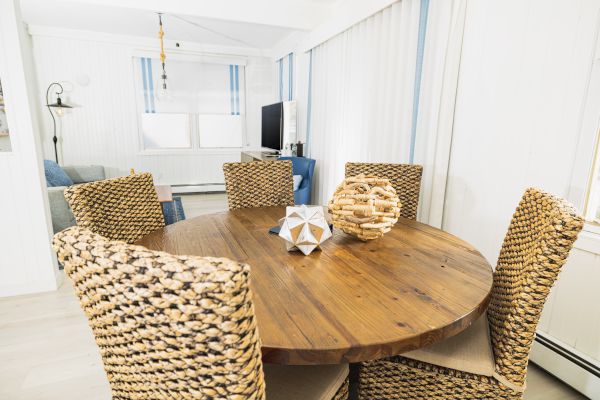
(47, 96, 72, 109)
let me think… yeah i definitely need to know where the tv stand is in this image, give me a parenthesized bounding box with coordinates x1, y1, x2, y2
(241, 151, 280, 162)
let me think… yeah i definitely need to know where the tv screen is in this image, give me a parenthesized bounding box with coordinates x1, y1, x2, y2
(262, 102, 283, 151)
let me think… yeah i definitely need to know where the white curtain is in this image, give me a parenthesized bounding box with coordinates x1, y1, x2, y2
(277, 53, 295, 102)
(306, 0, 467, 222)
(308, 1, 420, 205)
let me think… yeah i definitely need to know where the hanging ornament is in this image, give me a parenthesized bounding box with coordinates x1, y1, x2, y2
(156, 13, 170, 101)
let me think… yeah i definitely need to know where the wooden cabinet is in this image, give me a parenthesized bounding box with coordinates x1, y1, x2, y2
(241, 151, 280, 162)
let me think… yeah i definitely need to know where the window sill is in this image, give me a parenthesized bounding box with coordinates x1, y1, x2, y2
(138, 148, 243, 156)
(574, 223, 600, 254)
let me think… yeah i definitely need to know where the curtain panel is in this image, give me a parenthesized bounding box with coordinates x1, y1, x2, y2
(307, 0, 420, 205)
(277, 53, 295, 102)
(306, 0, 466, 224)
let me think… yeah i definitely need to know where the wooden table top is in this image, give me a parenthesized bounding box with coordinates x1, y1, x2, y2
(136, 206, 493, 365)
(154, 185, 173, 203)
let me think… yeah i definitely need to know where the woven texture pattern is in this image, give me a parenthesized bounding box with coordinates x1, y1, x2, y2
(487, 187, 583, 387)
(345, 162, 423, 220)
(328, 175, 401, 241)
(64, 173, 165, 244)
(223, 161, 294, 210)
(360, 357, 520, 400)
(53, 227, 266, 400)
(334, 377, 350, 400)
(359, 188, 583, 399)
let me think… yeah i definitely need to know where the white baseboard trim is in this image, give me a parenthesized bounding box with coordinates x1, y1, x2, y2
(531, 333, 599, 399)
(171, 184, 225, 194)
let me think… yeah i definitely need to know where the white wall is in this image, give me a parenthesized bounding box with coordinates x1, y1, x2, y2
(31, 28, 277, 186)
(444, 0, 600, 396)
(443, 0, 600, 262)
(0, 0, 59, 297)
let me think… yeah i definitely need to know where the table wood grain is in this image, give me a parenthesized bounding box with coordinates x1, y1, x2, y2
(136, 206, 494, 365)
(154, 185, 173, 203)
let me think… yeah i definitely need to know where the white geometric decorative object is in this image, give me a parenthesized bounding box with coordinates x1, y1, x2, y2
(279, 205, 333, 255)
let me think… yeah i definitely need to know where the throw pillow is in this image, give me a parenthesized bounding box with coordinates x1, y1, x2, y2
(44, 159, 74, 187)
(293, 174, 303, 191)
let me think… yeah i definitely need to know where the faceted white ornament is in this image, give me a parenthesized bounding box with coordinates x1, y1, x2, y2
(279, 205, 333, 255)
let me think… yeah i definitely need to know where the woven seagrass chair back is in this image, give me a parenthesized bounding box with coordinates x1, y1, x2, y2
(53, 227, 266, 400)
(345, 162, 423, 220)
(487, 188, 583, 388)
(223, 161, 295, 210)
(64, 173, 165, 244)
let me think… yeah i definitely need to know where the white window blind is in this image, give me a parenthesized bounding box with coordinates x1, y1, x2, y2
(141, 113, 191, 149)
(133, 56, 245, 150)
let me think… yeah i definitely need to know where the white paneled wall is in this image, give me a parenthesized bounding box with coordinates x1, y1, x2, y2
(31, 30, 276, 185)
(0, 0, 59, 297)
(538, 246, 600, 360)
(533, 243, 600, 398)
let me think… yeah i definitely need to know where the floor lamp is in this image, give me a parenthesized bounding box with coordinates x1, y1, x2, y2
(46, 82, 72, 164)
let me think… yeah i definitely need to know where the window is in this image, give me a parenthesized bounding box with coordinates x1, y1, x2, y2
(577, 52, 600, 227)
(141, 113, 191, 149)
(585, 140, 600, 224)
(133, 56, 245, 151)
(0, 79, 11, 152)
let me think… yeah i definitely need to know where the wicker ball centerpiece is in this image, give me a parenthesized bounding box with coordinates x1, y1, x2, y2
(328, 174, 402, 241)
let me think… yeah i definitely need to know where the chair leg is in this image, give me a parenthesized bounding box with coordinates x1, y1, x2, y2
(349, 363, 360, 400)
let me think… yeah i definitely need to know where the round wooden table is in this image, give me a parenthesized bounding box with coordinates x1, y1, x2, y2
(137, 206, 493, 365)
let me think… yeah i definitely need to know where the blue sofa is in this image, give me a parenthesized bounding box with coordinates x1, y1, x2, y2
(279, 156, 316, 205)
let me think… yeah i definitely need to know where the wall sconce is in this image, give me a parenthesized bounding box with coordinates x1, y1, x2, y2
(46, 82, 73, 164)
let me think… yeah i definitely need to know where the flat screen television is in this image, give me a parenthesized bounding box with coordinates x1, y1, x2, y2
(261, 102, 283, 151)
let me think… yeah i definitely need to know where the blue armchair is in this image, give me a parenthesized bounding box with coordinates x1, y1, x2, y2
(279, 156, 316, 205)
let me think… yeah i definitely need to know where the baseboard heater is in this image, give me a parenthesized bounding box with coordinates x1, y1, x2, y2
(532, 332, 600, 398)
(535, 334, 600, 378)
(170, 183, 225, 194)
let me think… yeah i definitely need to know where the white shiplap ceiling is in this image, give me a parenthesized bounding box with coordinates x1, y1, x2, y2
(19, 0, 339, 50)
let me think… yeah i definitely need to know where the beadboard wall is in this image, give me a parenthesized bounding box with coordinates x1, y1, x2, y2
(0, 1, 59, 297)
(30, 28, 277, 186)
(532, 243, 600, 398)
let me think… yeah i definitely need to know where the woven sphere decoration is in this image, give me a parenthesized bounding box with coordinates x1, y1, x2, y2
(328, 174, 402, 241)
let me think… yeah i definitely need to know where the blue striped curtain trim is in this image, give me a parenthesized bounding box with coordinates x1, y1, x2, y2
(229, 65, 235, 115)
(288, 53, 294, 100)
(141, 58, 150, 113)
(409, 0, 430, 163)
(146, 57, 156, 113)
(306, 49, 314, 157)
(278, 59, 284, 102)
(235, 65, 240, 115)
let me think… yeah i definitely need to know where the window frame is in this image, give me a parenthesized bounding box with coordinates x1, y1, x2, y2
(131, 50, 248, 155)
(569, 44, 600, 238)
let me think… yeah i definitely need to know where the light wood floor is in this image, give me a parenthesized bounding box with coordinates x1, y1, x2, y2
(0, 193, 588, 399)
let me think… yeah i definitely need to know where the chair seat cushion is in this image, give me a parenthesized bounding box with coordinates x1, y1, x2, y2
(401, 313, 494, 377)
(264, 363, 348, 400)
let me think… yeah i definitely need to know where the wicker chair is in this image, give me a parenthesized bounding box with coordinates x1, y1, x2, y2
(223, 161, 295, 210)
(359, 188, 584, 399)
(64, 173, 165, 244)
(345, 162, 423, 220)
(53, 227, 349, 400)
